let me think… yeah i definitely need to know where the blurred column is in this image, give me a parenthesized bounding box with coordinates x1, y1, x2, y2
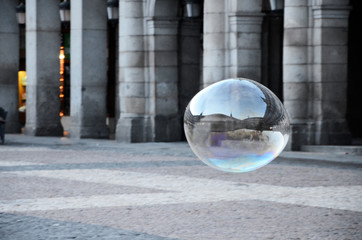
(312, 0, 351, 144)
(25, 0, 63, 136)
(0, 0, 21, 133)
(69, 0, 109, 138)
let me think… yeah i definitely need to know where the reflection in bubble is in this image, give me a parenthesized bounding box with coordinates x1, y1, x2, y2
(184, 78, 290, 173)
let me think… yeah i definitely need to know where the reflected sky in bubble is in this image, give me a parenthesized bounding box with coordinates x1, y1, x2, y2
(190, 79, 267, 120)
(184, 78, 290, 173)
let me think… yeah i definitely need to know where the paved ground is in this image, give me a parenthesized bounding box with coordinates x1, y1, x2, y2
(0, 134, 361, 239)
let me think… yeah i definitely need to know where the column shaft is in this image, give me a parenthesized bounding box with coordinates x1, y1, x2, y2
(228, 12, 264, 81)
(202, 0, 227, 87)
(116, 0, 149, 142)
(25, 0, 63, 136)
(69, 0, 109, 138)
(283, 0, 312, 149)
(0, 0, 21, 133)
(312, 1, 351, 144)
(147, 18, 180, 141)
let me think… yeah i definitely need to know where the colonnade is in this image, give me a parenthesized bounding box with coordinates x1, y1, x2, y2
(0, 0, 352, 148)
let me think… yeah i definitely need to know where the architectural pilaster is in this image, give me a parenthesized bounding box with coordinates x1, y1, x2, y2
(24, 0, 63, 136)
(69, 0, 109, 138)
(311, 0, 351, 144)
(0, 0, 21, 133)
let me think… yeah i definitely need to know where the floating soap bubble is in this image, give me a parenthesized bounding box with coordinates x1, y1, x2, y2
(184, 78, 290, 173)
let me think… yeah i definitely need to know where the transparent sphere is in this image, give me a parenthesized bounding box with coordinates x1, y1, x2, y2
(184, 78, 290, 173)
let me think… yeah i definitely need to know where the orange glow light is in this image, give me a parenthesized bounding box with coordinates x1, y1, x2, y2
(59, 47, 65, 60)
(59, 47, 65, 118)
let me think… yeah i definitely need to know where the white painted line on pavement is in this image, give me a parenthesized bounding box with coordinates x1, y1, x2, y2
(0, 169, 361, 212)
(0, 147, 56, 152)
(0, 161, 45, 166)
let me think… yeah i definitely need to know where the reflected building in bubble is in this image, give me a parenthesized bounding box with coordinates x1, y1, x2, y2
(183, 79, 290, 172)
(184, 79, 289, 148)
(0, 0, 360, 149)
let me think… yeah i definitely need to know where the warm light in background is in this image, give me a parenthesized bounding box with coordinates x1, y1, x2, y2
(18, 71, 27, 109)
(18, 71, 27, 125)
(59, 47, 65, 117)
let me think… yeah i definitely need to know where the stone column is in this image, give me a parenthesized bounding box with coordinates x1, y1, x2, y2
(116, 0, 149, 142)
(69, 0, 109, 138)
(202, 0, 226, 87)
(228, 12, 264, 81)
(146, 18, 180, 141)
(312, 0, 351, 144)
(283, 0, 312, 149)
(0, 0, 21, 133)
(25, 0, 63, 136)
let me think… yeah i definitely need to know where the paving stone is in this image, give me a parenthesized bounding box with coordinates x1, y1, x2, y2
(0, 135, 361, 239)
(0, 213, 175, 240)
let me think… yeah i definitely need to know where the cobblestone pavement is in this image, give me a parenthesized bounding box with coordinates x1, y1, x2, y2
(0, 136, 362, 239)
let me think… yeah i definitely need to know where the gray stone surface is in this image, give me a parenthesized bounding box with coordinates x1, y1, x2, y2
(0, 213, 174, 240)
(301, 145, 362, 155)
(0, 134, 361, 239)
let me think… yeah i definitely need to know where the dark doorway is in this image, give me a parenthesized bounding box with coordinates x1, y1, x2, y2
(261, 9, 284, 101)
(106, 20, 118, 139)
(177, 2, 203, 140)
(107, 21, 117, 120)
(347, 0, 362, 141)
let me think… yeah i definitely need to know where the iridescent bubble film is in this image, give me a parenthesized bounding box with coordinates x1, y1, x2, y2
(184, 78, 290, 173)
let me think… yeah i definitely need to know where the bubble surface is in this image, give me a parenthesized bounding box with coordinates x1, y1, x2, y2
(184, 78, 290, 173)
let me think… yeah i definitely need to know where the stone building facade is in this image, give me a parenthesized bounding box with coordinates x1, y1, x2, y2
(0, 0, 360, 150)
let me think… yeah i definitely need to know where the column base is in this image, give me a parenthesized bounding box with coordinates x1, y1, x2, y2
(289, 122, 316, 150)
(5, 121, 21, 134)
(154, 114, 181, 142)
(116, 116, 151, 143)
(315, 119, 351, 145)
(116, 114, 182, 143)
(289, 120, 352, 150)
(25, 123, 63, 136)
(69, 124, 109, 139)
